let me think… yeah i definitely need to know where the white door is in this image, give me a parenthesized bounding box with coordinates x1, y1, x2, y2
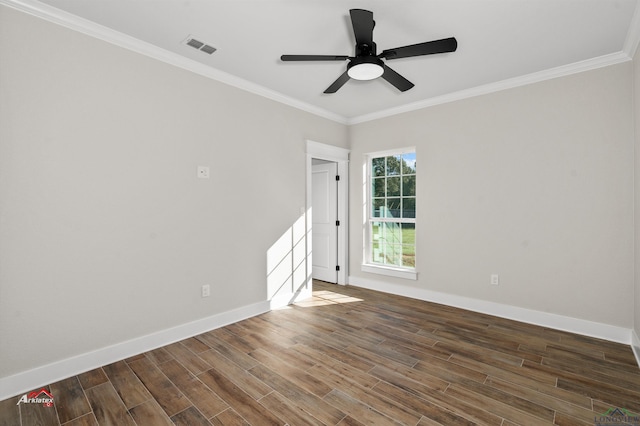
(312, 161, 338, 283)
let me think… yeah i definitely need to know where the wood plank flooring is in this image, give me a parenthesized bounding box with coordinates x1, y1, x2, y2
(1, 281, 639, 425)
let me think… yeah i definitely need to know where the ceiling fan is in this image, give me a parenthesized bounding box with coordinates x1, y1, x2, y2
(280, 9, 457, 94)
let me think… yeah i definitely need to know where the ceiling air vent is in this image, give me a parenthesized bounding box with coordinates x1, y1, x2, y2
(183, 35, 217, 55)
(199, 44, 217, 55)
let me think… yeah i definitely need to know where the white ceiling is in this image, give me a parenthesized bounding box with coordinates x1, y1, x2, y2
(7, 0, 640, 123)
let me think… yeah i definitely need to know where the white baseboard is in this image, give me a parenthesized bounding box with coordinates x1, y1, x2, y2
(0, 300, 270, 401)
(348, 276, 634, 346)
(632, 329, 640, 368)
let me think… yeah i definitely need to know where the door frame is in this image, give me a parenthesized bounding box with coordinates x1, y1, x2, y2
(306, 140, 349, 285)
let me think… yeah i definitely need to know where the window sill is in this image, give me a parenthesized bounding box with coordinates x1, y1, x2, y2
(361, 264, 417, 280)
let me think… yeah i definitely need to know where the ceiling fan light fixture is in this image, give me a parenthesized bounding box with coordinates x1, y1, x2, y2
(347, 56, 384, 80)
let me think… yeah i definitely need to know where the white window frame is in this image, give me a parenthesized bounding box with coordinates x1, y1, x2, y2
(362, 147, 417, 280)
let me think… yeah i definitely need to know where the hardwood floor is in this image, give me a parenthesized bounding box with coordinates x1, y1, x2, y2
(1, 281, 639, 425)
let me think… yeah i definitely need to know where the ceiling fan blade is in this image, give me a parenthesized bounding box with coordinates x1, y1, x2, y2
(324, 71, 350, 94)
(380, 37, 457, 60)
(350, 9, 375, 47)
(381, 65, 414, 92)
(281, 55, 349, 61)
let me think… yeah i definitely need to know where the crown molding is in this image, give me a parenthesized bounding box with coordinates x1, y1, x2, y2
(0, 0, 348, 125)
(348, 51, 632, 125)
(2, 0, 635, 128)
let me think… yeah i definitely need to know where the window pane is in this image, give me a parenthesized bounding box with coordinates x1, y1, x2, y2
(371, 221, 402, 267)
(372, 234, 380, 251)
(402, 176, 415, 196)
(402, 224, 415, 267)
(387, 245, 403, 266)
(386, 155, 401, 175)
(386, 198, 401, 218)
(402, 197, 415, 218)
(372, 157, 386, 177)
(401, 223, 415, 245)
(372, 177, 385, 197)
(387, 176, 400, 197)
(402, 152, 416, 174)
(402, 245, 415, 267)
(372, 198, 385, 217)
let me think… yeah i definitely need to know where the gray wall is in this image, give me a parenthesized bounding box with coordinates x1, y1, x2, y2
(349, 63, 635, 328)
(0, 5, 348, 378)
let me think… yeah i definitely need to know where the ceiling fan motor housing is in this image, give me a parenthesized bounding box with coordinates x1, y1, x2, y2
(355, 41, 376, 57)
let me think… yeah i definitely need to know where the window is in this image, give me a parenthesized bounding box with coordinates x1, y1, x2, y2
(364, 149, 416, 279)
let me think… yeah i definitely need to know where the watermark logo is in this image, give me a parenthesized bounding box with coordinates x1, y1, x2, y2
(594, 407, 640, 426)
(16, 389, 54, 407)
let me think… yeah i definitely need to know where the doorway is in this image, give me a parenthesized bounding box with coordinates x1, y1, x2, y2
(306, 140, 349, 286)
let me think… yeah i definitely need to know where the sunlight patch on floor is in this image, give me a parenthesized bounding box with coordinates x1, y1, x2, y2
(294, 289, 363, 307)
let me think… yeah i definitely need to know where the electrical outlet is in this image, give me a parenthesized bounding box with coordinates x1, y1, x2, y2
(201, 284, 210, 297)
(490, 274, 499, 286)
(197, 166, 210, 179)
